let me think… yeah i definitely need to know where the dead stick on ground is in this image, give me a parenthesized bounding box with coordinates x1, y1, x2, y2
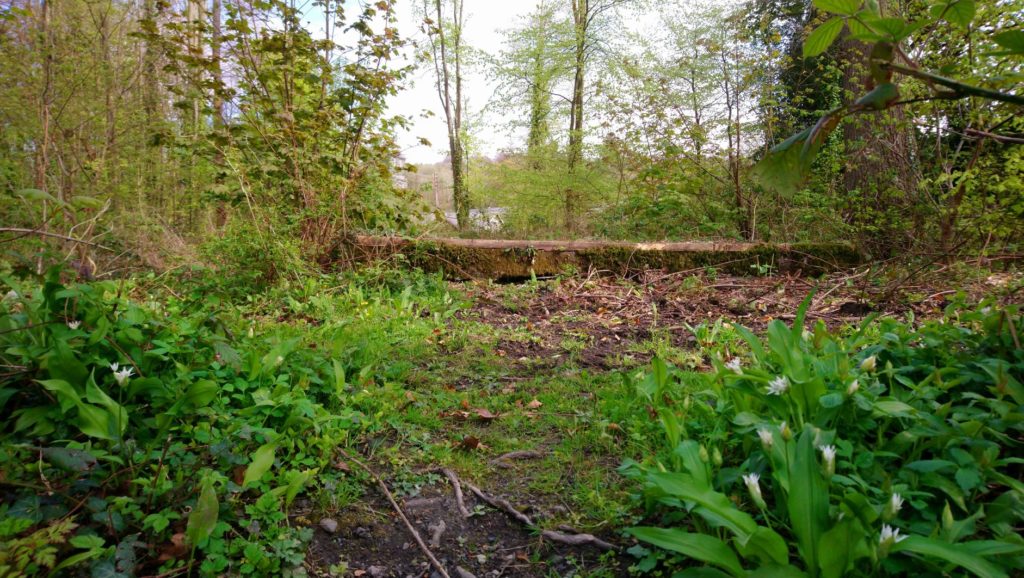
(441, 468, 471, 518)
(339, 449, 451, 578)
(465, 482, 618, 551)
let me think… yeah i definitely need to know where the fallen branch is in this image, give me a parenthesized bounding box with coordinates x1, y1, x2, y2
(466, 483, 534, 526)
(540, 530, 617, 551)
(0, 228, 114, 251)
(338, 449, 451, 578)
(490, 450, 544, 465)
(465, 483, 619, 551)
(441, 468, 472, 518)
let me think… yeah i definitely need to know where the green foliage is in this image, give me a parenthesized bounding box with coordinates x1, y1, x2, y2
(0, 264, 461, 575)
(623, 299, 1024, 577)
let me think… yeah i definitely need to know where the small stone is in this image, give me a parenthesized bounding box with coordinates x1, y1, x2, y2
(367, 566, 386, 578)
(475, 554, 487, 564)
(355, 526, 371, 538)
(455, 567, 477, 578)
(319, 518, 339, 534)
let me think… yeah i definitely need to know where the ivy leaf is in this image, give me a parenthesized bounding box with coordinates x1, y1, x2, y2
(804, 17, 845, 58)
(812, 0, 862, 15)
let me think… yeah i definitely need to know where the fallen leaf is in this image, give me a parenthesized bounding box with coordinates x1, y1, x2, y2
(474, 408, 498, 421)
(333, 460, 351, 473)
(405, 391, 416, 402)
(460, 399, 470, 410)
(460, 436, 481, 450)
(526, 399, 542, 409)
(354, 570, 366, 577)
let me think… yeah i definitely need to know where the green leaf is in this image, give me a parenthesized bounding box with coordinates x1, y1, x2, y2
(283, 468, 317, 508)
(77, 403, 116, 440)
(932, 0, 975, 28)
(243, 443, 277, 487)
(812, 0, 861, 15)
(788, 429, 829, 576)
(818, 520, 861, 578)
(186, 478, 219, 545)
(853, 83, 900, 111)
(891, 536, 1008, 578)
(37, 379, 81, 412)
(993, 30, 1024, 55)
(804, 17, 845, 58)
(40, 447, 98, 472)
(647, 472, 758, 539)
(629, 527, 745, 577)
(70, 196, 105, 210)
(735, 527, 789, 566)
(186, 379, 219, 408)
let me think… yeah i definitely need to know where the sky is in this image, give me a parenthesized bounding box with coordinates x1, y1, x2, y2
(388, 1, 543, 164)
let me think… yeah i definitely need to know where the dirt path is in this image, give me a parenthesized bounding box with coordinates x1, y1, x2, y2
(304, 266, 1009, 577)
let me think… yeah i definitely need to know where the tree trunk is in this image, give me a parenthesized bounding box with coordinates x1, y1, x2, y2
(566, 0, 587, 234)
(838, 3, 918, 255)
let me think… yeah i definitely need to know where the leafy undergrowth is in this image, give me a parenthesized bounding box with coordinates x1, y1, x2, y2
(0, 263, 1021, 577)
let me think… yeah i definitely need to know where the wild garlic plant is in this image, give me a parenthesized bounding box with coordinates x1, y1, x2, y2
(622, 298, 1024, 577)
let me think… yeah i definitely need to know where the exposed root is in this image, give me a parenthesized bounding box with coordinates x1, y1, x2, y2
(338, 449, 451, 578)
(490, 450, 544, 467)
(441, 468, 471, 518)
(464, 482, 619, 552)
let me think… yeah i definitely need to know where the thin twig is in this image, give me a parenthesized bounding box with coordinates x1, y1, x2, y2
(338, 449, 451, 578)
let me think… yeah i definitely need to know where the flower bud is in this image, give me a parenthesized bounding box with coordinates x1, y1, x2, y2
(699, 445, 710, 463)
(860, 355, 877, 372)
(712, 447, 723, 467)
(846, 380, 859, 396)
(883, 493, 904, 521)
(758, 428, 773, 450)
(780, 421, 793, 441)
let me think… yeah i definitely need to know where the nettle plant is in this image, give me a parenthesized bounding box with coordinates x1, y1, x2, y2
(622, 299, 1024, 577)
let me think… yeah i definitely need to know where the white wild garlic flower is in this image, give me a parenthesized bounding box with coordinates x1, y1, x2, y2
(67, 320, 81, 330)
(113, 366, 134, 386)
(879, 524, 907, 546)
(758, 428, 773, 449)
(725, 358, 743, 373)
(767, 376, 790, 396)
(820, 444, 837, 476)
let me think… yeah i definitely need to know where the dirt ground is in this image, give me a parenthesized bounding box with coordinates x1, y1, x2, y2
(305, 265, 1021, 578)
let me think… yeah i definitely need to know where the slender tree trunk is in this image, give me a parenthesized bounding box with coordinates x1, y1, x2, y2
(565, 0, 587, 234)
(211, 0, 227, 229)
(433, 0, 468, 229)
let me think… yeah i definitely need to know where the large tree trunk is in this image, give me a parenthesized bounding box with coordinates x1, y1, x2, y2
(838, 8, 918, 255)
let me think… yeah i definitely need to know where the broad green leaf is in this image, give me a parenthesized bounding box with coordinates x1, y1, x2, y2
(243, 442, 277, 487)
(283, 468, 317, 508)
(37, 379, 81, 412)
(186, 379, 219, 408)
(891, 536, 1007, 578)
(931, 0, 975, 28)
(186, 478, 219, 545)
(648, 472, 758, 539)
(872, 399, 916, 417)
(70, 196, 104, 210)
(853, 83, 900, 111)
(818, 519, 861, 578)
(747, 566, 809, 578)
(788, 429, 829, 576)
(812, 0, 861, 15)
(40, 447, 97, 472)
(77, 403, 116, 440)
(804, 17, 845, 58)
(993, 30, 1024, 55)
(629, 527, 745, 577)
(736, 526, 789, 566)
